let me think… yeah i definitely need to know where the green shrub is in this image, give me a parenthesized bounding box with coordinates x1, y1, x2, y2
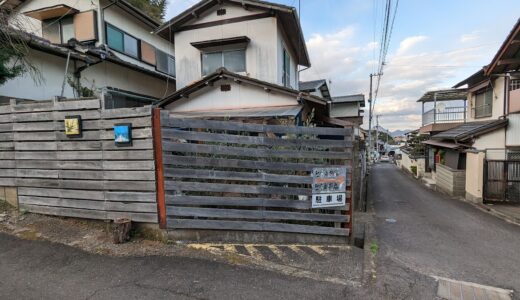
(410, 166, 417, 176)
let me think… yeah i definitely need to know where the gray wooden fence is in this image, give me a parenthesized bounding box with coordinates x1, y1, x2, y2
(0, 99, 157, 223)
(159, 113, 353, 236)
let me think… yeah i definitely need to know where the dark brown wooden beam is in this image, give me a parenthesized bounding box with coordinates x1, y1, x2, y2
(177, 12, 273, 32)
(152, 108, 167, 229)
(497, 58, 520, 66)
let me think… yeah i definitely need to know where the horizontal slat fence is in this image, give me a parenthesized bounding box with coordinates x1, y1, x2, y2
(0, 99, 157, 223)
(161, 114, 353, 237)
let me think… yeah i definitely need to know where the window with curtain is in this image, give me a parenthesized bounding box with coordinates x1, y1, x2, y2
(42, 15, 75, 44)
(474, 89, 493, 118)
(201, 49, 246, 76)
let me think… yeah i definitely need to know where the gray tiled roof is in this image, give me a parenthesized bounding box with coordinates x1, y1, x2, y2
(299, 79, 327, 92)
(332, 94, 366, 107)
(432, 119, 508, 142)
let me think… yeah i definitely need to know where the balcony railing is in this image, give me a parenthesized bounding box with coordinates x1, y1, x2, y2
(422, 106, 466, 126)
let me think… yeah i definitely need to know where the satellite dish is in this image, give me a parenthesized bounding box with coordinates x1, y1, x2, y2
(436, 103, 446, 113)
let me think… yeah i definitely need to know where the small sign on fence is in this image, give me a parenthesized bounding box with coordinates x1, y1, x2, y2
(311, 167, 347, 208)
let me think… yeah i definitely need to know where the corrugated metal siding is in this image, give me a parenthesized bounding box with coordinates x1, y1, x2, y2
(506, 113, 520, 146)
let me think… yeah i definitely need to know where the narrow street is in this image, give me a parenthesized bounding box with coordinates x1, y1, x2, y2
(370, 163, 520, 296)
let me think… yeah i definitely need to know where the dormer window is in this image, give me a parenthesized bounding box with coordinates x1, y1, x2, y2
(191, 36, 250, 76)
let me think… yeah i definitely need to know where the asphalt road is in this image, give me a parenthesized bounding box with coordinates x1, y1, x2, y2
(370, 163, 520, 295)
(0, 233, 358, 300)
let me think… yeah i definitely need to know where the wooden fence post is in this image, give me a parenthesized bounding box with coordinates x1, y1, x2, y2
(152, 108, 167, 229)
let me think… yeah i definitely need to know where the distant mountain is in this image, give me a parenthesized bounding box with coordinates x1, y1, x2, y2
(391, 129, 411, 137)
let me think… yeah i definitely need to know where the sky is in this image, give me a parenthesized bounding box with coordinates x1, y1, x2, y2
(164, 0, 520, 131)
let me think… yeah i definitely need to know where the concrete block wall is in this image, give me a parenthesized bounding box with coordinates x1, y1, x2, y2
(436, 164, 466, 197)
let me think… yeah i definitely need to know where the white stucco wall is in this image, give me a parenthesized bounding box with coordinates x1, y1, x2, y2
(0, 49, 75, 100)
(400, 151, 426, 178)
(465, 151, 485, 203)
(174, 3, 300, 90)
(467, 77, 506, 122)
(472, 128, 506, 151)
(0, 49, 174, 100)
(81, 62, 175, 99)
(165, 79, 298, 112)
(330, 103, 359, 118)
(175, 16, 278, 88)
(506, 113, 520, 146)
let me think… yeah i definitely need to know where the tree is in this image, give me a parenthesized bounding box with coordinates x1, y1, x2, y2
(127, 0, 168, 22)
(0, 8, 39, 86)
(406, 133, 429, 157)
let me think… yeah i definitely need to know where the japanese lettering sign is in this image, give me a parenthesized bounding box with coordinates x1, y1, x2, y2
(311, 167, 347, 208)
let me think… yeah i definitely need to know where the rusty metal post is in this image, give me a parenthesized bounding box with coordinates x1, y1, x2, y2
(152, 108, 167, 229)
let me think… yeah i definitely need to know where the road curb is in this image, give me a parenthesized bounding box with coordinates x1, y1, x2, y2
(412, 169, 520, 227)
(361, 169, 377, 287)
(472, 203, 520, 227)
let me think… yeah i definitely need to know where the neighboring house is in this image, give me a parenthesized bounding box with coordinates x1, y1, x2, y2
(299, 79, 332, 100)
(329, 94, 365, 125)
(422, 18, 520, 203)
(0, 0, 176, 107)
(154, 0, 330, 123)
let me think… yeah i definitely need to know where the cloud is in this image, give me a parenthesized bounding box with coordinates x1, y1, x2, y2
(301, 28, 489, 131)
(460, 31, 480, 43)
(396, 35, 428, 55)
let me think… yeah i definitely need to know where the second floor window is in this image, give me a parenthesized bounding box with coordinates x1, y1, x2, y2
(42, 16, 74, 44)
(202, 49, 246, 76)
(282, 48, 291, 88)
(474, 88, 493, 118)
(156, 50, 176, 77)
(106, 24, 139, 58)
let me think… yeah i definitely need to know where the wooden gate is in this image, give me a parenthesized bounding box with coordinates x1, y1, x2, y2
(155, 111, 353, 237)
(485, 160, 520, 203)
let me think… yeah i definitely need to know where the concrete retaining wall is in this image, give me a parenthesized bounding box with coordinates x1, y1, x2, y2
(400, 151, 426, 178)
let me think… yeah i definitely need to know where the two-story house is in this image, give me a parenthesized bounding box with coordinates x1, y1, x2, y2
(0, 0, 176, 107)
(155, 0, 328, 123)
(426, 18, 520, 203)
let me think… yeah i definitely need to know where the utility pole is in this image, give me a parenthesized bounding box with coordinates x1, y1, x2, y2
(367, 73, 382, 162)
(376, 115, 380, 154)
(368, 74, 373, 161)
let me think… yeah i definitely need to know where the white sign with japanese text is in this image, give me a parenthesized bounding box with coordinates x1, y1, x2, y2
(312, 193, 346, 208)
(311, 167, 348, 208)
